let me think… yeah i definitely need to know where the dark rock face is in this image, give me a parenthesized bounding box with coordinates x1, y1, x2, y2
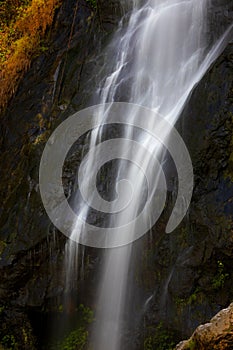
(0, 0, 233, 349)
(97, 0, 124, 30)
(0, 0, 122, 347)
(140, 43, 233, 343)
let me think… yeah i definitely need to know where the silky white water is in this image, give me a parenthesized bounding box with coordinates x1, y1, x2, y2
(64, 0, 233, 349)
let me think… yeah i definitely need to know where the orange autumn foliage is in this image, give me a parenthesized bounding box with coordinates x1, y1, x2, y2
(0, 0, 61, 112)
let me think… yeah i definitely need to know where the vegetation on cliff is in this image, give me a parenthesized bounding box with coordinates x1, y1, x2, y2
(0, 0, 61, 112)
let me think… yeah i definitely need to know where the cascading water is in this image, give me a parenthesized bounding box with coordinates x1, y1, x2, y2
(63, 0, 233, 349)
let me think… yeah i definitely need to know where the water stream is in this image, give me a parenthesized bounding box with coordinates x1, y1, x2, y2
(63, 1, 233, 349)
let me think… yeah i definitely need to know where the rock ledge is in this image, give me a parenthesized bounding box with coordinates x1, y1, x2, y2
(176, 303, 233, 349)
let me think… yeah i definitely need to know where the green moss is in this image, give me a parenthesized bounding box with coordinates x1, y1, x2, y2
(188, 338, 196, 350)
(32, 130, 50, 146)
(211, 260, 229, 290)
(188, 287, 203, 305)
(174, 286, 204, 311)
(78, 304, 94, 324)
(22, 329, 27, 345)
(49, 304, 94, 350)
(86, 0, 97, 9)
(56, 328, 88, 350)
(1, 334, 18, 350)
(144, 323, 176, 350)
(58, 304, 63, 313)
(0, 241, 7, 256)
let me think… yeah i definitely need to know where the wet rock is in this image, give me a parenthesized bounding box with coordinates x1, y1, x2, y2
(0, 0, 119, 347)
(141, 42, 233, 340)
(97, 0, 124, 31)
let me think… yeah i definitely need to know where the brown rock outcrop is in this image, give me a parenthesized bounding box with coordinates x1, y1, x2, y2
(176, 303, 233, 349)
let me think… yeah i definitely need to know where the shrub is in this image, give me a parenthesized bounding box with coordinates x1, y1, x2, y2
(57, 328, 88, 350)
(212, 260, 229, 290)
(144, 323, 176, 350)
(0, 0, 61, 112)
(1, 334, 18, 349)
(49, 304, 94, 350)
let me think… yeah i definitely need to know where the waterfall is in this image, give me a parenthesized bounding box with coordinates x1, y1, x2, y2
(63, 1, 233, 349)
